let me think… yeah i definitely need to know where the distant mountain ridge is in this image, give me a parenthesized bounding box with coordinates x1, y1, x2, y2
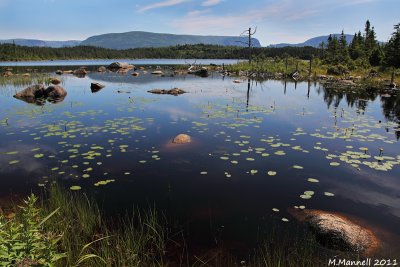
(0, 39, 81, 48)
(1, 33, 375, 50)
(268, 34, 355, 48)
(80, 31, 261, 49)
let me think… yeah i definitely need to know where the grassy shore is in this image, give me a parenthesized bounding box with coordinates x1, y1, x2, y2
(0, 185, 360, 266)
(225, 58, 399, 88)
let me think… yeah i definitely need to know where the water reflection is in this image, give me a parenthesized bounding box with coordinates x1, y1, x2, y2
(1, 70, 400, 247)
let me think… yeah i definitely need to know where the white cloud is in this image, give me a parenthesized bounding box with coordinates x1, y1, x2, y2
(201, 0, 223, 7)
(187, 9, 211, 16)
(339, 0, 376, 6)
(170, 2, 297, 36)
(137, 0, 189, 12)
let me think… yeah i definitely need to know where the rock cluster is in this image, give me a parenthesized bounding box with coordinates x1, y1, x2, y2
(14, 84, 67, 105)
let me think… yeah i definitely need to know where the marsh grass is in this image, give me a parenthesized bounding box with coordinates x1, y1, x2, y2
(0, 73, 51, 88)
(1, 186, 359, 266)
(41, 185, 167, 267)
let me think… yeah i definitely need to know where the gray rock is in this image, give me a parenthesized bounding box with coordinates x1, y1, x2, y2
(107, 62, 134, 69)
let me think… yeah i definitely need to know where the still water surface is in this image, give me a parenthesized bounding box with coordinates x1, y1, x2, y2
(1, 66, 399, 255)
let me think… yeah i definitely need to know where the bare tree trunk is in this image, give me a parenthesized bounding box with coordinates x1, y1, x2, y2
(390, 68, 396, 89)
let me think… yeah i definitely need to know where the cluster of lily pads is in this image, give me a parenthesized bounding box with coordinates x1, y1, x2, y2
(1, 81, 399, 226)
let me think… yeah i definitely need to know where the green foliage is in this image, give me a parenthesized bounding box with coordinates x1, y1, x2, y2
(0, 194, 65, 267)
(385, 23, 400, 68)
(0, 43, 320, 61)
(327, 64, 349, 75)
(320, 20, 399, 72)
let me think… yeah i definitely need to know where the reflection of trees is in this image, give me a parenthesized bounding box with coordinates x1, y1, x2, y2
(317, 83, 400, 139)
(318, 84, 379, 111)
(381, 94, 400, 139)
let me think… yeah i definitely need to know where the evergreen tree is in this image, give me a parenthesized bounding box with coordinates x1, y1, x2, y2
(369, 45, 384, 66)
(385, 23, 400, 68)
(325, 34, 340, 64)
(338, 30, 350, 63)
(364, 20, 378, 63)
(349, 31, 364, 60)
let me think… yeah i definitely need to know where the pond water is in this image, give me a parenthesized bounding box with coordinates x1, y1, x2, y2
(1, 67, 400, 257)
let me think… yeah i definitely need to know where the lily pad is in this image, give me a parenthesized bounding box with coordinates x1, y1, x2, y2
(292, 165, 304, 169)
(70, 186, 82, 191)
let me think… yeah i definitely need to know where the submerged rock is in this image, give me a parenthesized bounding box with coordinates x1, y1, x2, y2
(172, 134, 191, 144)
(295, 210, 379, 255)
(148, 88, 186, 96)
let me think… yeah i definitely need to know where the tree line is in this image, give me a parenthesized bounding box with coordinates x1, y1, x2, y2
(0, 43, 319, 62)
(322, 20, 400, 69)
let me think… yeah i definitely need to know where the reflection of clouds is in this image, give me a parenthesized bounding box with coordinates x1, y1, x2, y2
(0, 143, 55, 174)
(153, 106, 198, 121)
(328, 171, 400, 218)
(335, 184, 400, 218)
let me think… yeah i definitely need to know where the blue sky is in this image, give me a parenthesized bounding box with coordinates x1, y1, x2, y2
(0, 0, 399, 46)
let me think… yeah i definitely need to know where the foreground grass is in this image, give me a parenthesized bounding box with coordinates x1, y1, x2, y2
(0, 186, 345, 266)
(1, 186, 167, 267)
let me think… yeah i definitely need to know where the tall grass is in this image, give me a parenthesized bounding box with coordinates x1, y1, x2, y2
(41, 185, 167, 267)
(1, 185, 360, 266)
